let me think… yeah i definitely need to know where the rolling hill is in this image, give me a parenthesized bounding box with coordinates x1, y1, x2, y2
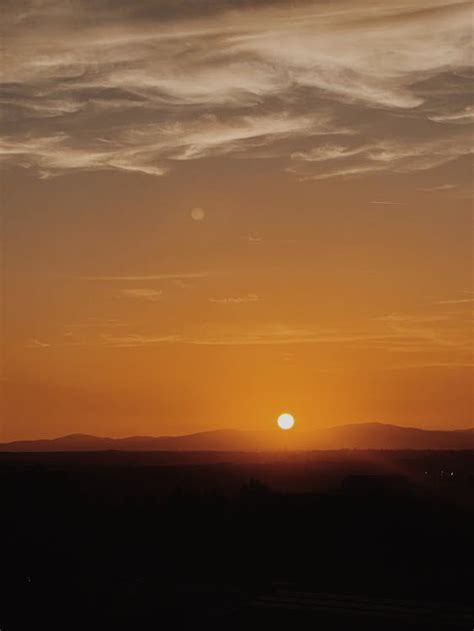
(1, 423, 473, 452)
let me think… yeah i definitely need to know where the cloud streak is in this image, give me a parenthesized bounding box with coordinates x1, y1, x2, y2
(78, 272, 209, 281)
(289, 135, 472, 180)
(209, 294, 260, 304)
(120, 288, 163, 301)
(67, 310, 472, 355)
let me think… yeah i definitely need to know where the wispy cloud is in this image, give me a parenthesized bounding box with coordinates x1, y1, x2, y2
(370, 201, 405, 206)
(26, 338, 51, 348)
(64, 318, 127, 328)
(27, 305, 472, 369)
(289, 135, 472, 180)
(428, 105, 474, 124)
(98, 326, 369, 348)
(209, 294, 259, 304)
(1, 0, 471, 179)
(120, 288, 163, 301)
(435, 291, 474, 305)
(101, 333, 183, 348)
(96, 327, 469, 351)
(436, 298, 474, 305)
(423, 183, 456, 191)
(78, 272, 208, 281)
(96, 313, 471, 353)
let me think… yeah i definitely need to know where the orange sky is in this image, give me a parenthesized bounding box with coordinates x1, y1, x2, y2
(1, 0, 473, 441)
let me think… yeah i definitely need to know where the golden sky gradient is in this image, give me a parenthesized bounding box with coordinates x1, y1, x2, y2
(1, 0, 473, 441)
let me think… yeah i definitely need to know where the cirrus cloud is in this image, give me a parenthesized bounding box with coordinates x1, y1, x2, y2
(0, 0, 472, 179)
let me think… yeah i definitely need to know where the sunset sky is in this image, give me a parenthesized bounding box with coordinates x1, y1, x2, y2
(1, 0, 473, 441)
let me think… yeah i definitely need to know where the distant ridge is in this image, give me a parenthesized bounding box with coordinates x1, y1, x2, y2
(1, 423, 473, 452)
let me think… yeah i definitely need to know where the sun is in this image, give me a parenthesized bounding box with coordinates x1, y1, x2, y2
(277, 413, 295, 430)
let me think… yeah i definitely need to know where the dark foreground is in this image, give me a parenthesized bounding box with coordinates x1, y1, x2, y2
(1, 450, 473, 630)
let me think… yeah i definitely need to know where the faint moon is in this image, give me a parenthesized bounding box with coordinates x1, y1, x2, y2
(191, 207, 205, 221)
(277, 413, 295, 430)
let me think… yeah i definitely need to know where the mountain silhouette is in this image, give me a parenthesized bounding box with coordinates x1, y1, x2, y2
(1, 423, 473, 452)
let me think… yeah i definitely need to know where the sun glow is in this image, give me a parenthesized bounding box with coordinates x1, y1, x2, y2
(277, 413, 295, 430)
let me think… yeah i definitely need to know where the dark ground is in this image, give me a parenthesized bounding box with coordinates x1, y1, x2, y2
(1, 450, 473, 630)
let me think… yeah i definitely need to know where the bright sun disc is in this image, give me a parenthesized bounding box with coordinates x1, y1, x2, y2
(277, 413, 295, 430)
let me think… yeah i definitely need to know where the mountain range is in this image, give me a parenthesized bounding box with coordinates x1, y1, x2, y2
(1, 423, 473, 452)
